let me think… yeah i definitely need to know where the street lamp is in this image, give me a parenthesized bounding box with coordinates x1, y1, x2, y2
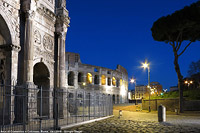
(184, 80, 193, 90)
(184, 80, 193, 87)
(142, 60, 151, 112)
(130, 77, 137, 104)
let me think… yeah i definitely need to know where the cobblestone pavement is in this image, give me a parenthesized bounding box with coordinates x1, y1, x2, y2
(63, 110, 200, 133)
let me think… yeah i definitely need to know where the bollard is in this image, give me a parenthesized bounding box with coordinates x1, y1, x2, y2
(118, 110, 122, 119)
(158, 105, 166, 122)
(175, 109, 178, 115)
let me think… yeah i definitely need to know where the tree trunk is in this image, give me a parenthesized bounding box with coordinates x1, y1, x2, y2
(173, 46, 184, 113)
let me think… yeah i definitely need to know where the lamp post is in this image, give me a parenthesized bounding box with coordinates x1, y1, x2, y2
(142, 61, 151, 112)
(130, 77, 137, 104)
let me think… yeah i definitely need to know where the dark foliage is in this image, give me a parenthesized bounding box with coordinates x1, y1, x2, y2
(151, 1, 200, 43)
(188, 60, 200, 76)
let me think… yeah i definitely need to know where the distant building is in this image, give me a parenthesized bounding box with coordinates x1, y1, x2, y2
(128, 90, 135, 100)
(150, 82, 163, 95)
(170, 86, 178, 91)
(135, 85, 147, 99)
(135, 82, 163, 99)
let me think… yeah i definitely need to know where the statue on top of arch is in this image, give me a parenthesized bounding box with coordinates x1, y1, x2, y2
(58, 0, 66, 8)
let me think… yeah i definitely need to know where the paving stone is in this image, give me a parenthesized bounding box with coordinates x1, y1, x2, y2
(64, 110, 200, 133)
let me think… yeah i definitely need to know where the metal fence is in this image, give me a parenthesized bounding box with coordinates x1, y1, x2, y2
(0, 84, 113, 132)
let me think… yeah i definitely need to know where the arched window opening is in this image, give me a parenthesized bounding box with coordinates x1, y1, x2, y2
(112, 77, 116, 86)
(78, 72, 84, 83)
(107, 77, 111, 86)
(94, 75, 99, 84)
(101, 75, 106, 85)
(69, 93, 74, 98)
(78, 93, 82, 98)
(68, 71, 74, 86)
(112, 95, 115, 104)
(87, 73, 92, 84)
(94, 68, 99, 72)
(0, 34, 6, 45)
(117, 95, 120, 104)
(33, 62, 50, 118)
(116, 79, 119, 87)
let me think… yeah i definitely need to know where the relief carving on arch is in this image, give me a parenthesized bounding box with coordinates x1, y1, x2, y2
(43, 34, 53, 52)
(34, 30, 41, 45)
(0, 1, 20, 45)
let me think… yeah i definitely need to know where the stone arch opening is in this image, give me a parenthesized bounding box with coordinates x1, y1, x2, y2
(78, 72, 84, 83)
(0, 14, 12, 85)
(68, 71, 74, 86)
(116, 78, 120, 87)
(112, 95, 115, 104)
(86, 73, 92, 84)
(101, 75, 106, 85)
(112, 77, 116, 86)
(107, 77, 111, 86)
(0, 15, 12, 45)
(33, 62, 50, 118)
(94, 75, 99, 85)
(0, 14, 13, 124)
(117, 95, 120, 104)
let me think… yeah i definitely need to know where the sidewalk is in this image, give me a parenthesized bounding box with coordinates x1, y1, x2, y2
(113, 110, 200, 128)
(63, 110, 200, 133)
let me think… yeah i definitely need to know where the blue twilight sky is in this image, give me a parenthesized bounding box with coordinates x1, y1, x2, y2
(65, 0, 200, 90)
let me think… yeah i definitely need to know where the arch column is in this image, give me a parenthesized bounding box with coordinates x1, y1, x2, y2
(83, 73, 87, 83)
(92, 75, 94, 85)
(99, 76, 102, 85)
(57, 33, 66, 89)
(55, 4, 70, 118)
(74, 71, 78, 89)
(21, 0, 38, 121)
(23, 11, 34, 84)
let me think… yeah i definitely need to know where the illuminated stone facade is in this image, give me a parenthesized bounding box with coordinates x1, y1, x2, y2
(66, 52, 129, 104)
(0, 0, 70, 123)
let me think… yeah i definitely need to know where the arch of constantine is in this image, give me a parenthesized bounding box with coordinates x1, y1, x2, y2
(0, 0, 70, 125)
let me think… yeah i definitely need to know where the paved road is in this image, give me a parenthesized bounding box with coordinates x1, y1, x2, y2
(63, 110, 200, 133)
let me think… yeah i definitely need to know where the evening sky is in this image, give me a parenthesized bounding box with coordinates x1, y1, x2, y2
(66, 0, 200, 90)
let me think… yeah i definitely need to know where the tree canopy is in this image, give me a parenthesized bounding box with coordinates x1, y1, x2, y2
(188, 60, 200, 76)
(151, 1, 200, 43)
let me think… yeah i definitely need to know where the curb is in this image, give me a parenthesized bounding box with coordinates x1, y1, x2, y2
(60, 115, 114, 130)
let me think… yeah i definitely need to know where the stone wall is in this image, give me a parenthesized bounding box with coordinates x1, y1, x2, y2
(142, 99, 200, 111)
(142, 99, 179, 111)
(184, 100, 200, 111)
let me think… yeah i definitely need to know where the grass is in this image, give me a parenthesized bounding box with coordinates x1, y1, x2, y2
(148, 89, 200, 100)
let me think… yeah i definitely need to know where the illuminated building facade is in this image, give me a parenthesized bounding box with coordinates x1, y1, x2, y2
(66, 52, 129, 104)
(135, 82, 163, 99)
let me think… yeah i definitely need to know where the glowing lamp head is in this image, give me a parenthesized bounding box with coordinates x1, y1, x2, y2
(143, 63, 148, 68)
(142, 61, 149, 69)
(185, 81, 188, 84)
(130, 78, 135, 83)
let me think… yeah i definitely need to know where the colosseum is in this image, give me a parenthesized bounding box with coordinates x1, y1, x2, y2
(66, 52, 129, 104)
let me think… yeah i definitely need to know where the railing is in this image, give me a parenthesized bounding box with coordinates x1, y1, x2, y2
(0, 84, 113, 132)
